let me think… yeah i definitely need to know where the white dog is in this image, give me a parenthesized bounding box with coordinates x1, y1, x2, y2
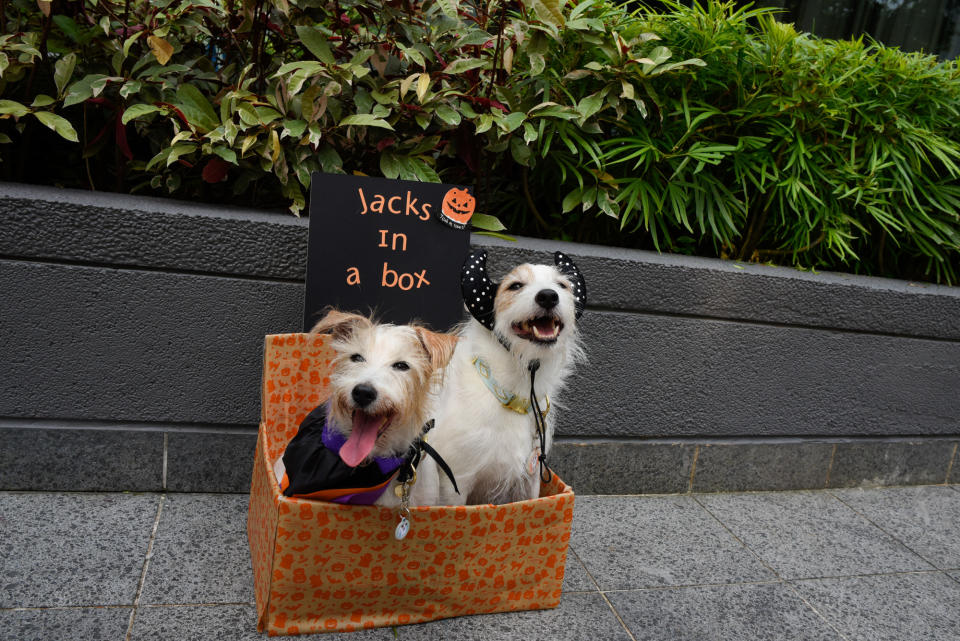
(277, 310, 457, 509)
(415, 250, 587, 505)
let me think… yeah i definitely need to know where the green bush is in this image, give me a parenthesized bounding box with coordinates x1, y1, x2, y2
(591, 1, 960, 284)
(2, 0, 959, 283)
(0, 0, 700, 223)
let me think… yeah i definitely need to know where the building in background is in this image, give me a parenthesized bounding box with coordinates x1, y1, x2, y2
(759, 0, 960, 58)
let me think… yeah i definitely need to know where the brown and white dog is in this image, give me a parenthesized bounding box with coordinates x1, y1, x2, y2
(277, 310, 456, 507)
(415, 250, 587, 505)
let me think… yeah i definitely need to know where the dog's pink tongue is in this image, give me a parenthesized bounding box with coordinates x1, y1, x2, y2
(340, 414, 384, 467)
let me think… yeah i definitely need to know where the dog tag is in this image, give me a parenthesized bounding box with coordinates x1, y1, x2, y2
(395, 516, 410, 540)
(526, 448, 540, 477)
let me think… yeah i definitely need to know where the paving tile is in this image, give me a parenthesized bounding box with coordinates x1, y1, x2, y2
(608, 582, 842, 641)
(140, 494, 254, 605)
(395, 592, 630, 640)
(131, 604, 392, 640)
(0, 427, 162, 491)
(562, 550, 596, 592)
(832, 485, 960, 569)
(550, 441, 694, 494)
(0, 492, 158, 607)
(0, 607, 132, 641)
(571, 496, 773, 590)
(793, 572, 960, 641)
(692, 442, 832, 493)
(165, 431, 257, 493)
(697, 492, 932, 579)
(827, 440, 957, 488)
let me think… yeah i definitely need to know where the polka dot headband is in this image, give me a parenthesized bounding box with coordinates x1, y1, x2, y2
(553, 250, 587, 320)
(461, 249, 497, 330)
(460, 249, 588, 329)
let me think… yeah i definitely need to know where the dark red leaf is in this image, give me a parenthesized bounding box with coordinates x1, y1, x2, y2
(377, 137, 396, 151)
(115, 112, 133, 161)
(202, 157, 229, 183)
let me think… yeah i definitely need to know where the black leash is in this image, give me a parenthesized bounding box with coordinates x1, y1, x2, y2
(396, 419, 460, 495)
(528, 360, 553, 484)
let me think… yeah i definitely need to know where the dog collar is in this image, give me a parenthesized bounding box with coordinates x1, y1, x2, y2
(472, 356, 549, 416)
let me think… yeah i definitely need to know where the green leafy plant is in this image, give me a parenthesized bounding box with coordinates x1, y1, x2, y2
(0, 0, 698, 224)
(594, 1, 960, 283)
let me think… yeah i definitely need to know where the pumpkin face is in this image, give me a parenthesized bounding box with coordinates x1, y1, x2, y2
(441, 188, 476, 224)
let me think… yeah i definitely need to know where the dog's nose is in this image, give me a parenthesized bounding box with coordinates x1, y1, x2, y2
(351, 384, 378, 408)
(535, 289, 559, 309)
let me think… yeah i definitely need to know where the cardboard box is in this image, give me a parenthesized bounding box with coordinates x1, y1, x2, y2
(247, 333, 576, 635)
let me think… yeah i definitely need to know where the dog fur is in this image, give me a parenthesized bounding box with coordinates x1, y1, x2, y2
(309, 310, 456, 507)
(416, 255, 585, 506)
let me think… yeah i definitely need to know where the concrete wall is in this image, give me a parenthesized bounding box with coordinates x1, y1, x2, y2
(2, 183, 958, 493)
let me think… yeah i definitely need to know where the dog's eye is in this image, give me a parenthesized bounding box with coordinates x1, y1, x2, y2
(349, 354, 365, 363)
(507, 282, 524, 291)
(557, 281, 568, 290)
(392, 361, 410, 371)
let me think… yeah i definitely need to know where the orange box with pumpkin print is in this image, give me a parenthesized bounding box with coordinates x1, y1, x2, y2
(247, 333, 576, 636)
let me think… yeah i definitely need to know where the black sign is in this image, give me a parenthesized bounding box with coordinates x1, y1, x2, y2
(303, 173, 475, 331)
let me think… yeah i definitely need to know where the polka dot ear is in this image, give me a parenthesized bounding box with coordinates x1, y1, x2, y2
(461, 249, 497, 330)
(554, 251, 587, 320)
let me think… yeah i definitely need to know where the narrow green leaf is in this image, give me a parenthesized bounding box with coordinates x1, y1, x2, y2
(282, 119, 307, 139)
(295, 26, 335, 65)
(576, 92, 604, 122)
(436, 0, 460, 19)
(529, 0, 565, 27)
(339, 114, 394, 130)
(33, 111, 79, 142)
(213, 146, 238, 164)
(562, 189, 581, 213)
(380, 153, 401, 179)
(470, 213, 507, 231)
(498, 112, 526, 133)
(174, 84, 219, 132)
(443, 58, 489, 75)
(435, 104, 461, 125)
(0, 100, 29, 117)
(119, 81, 142, 99)
(54, 53, 77, 97)
(121, 104, 162, 124)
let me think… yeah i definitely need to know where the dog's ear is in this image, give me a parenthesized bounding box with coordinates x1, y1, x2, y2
(415, 328, 458, 371)
(461, 249, 497, 330)
(309, 309, 372, 340)
(554, 251, 587, 319)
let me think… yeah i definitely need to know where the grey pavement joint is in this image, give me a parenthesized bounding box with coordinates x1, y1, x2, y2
(0, 492, 158, 608)
(139, 494, 254, 605)
(608, 583, 844, 641)
(571, 495, 775, 590)
(793, 572, 960, 641)
(830, 485, 960, 569)
(696, 490, 934, 579)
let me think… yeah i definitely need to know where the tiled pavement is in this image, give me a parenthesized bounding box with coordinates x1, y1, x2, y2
(2, 485, 960, 640)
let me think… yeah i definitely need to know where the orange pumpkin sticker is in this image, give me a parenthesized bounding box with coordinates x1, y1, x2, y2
(440, 188, 476, 225)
